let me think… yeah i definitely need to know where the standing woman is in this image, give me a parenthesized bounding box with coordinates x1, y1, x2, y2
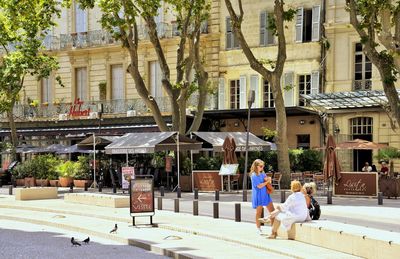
(250, 159, 274, 234)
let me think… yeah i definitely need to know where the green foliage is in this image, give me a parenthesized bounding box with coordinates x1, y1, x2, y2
(56, 160, 76, 178)
(181, 156, 192, 175)
(297, 149, 323, 172)
(12, 154, 61, 179)
(261, 127, 277, 141)
(375, 147, 400, 162)
(151, 152, 166, 168)
(74, 156, 92, 180)
(193, 156, 222, 170)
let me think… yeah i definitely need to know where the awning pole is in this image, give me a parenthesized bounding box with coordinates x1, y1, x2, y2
(177, 132, 180, 188)
(90, 133, 98, 188)
(190, 133, 194, 192)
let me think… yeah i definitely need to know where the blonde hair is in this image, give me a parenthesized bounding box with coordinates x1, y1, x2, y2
(250, 159, 265, 175)
(291, 180, 302, 192)
(303, 182, 317, 195)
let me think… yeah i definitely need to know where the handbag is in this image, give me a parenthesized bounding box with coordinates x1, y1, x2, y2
(266, 182, 274, 194)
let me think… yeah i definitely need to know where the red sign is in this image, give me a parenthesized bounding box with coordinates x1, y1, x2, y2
(69, 98, 91, 117)
(334, 172, 378, 197)
(130, 178, 154, 214)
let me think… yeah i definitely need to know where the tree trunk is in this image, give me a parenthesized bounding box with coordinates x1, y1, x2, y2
(7, 98, 17, 161)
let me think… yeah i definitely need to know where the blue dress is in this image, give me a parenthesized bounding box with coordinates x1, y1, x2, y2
(251, 172, 272, 209)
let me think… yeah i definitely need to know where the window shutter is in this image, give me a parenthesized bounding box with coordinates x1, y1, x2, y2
(266, 13, 275, 45)
(312, 5, 320, 41)
(260, 11, 266, 46)
(311, 70, 320, 95)
(239, 75, 247, 109)
(226, 17, 232, 49)
(112, 65, 124, 100)
(155, 62, 162, 98)
(75, 3, 87, 33)
(218, 78, 225, 110)
(295, 7, 304, 43)
(250, 75, 260, 108)
(283, 72, 294, 106)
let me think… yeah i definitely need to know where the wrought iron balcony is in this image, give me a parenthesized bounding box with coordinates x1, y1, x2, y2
(353, 79, 372, 91)
(0, 94, 217, 122)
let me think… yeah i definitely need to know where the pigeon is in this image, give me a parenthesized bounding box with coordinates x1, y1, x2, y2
(110, 223, 118, 234)
(82, 237, 90, 244)
(71, 237, 81, 246)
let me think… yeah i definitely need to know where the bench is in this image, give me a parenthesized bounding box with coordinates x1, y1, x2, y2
(277, 220, 400, 259)
(64, 193, 129, 208)
(15, 187, 58, 200)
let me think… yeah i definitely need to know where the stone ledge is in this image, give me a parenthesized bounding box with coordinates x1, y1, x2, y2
(15, 187, 58, 201)
(64, 193, 129, 208)
(277, 220, 400, 259)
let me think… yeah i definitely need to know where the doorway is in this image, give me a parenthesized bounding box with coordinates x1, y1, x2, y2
(351, 117, 373, 171)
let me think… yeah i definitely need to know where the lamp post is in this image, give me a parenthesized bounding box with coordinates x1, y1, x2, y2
(98, 103, 103, 134)
(242, 90, 255, 202)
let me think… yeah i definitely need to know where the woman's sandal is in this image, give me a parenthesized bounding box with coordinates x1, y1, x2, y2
(258, 217, 271, 224)
(267, 232, 277, 239)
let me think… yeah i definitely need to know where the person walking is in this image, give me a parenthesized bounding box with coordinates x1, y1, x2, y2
(250, 159, 274, 235)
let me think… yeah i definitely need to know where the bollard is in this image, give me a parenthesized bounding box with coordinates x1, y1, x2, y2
(177, 187, 181, 198)
(158, 197, 163, 210)
(280, 190, 286, 203)
(215, 190, 220, 201)
(213, 202, 219, 218)
(98, 183, 103, 192)
(84, 182, 88, 191)
(378, 192, 383, 205)
(327, 190, 333, 204)
(193, 200, 199, 216)
(9, 185, 13, 195)
(160, 186, 165, 197)
(0, 179, 2, 187)
(194, 188, 199, 200)
(174, 198, 179, 213)
(242, 190, 247, 202)
(69, 183, 73, 193)
(112, 184, 117, 193)
(235, 203, 241, 222)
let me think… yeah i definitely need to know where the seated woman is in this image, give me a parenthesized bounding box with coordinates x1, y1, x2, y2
(303, 182, 320, 220)
(380, 162, 389, 177)
(267, 180, 310, 239)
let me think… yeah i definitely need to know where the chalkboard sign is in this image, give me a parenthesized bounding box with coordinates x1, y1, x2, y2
(130, 177, 154, 214)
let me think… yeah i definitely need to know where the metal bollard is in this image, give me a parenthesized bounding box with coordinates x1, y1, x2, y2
(327, 190, 333, 204)
(194, 188, 199, 200)
(235, 203, 241, 222)
(98, 183, 102, 192)
(112, 184, 117, 193)
(213, 202, 219, 218)
(280, 190, 286, 203)
(160, 186, 165, 197)
(158, 197, 163, 210)
(84, 182, 88, 191)
(242, 190, 247, 202)
(9, 185, 13, 195)
(174, 198, 179, 213)
(378, 192, 383, 205)
(69, 183, 73, 193)
(215, 190, 219, 201)
(193, 200, 198, 216)
(177, 187, 181, 198)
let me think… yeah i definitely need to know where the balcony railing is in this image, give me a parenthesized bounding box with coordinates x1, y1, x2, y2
(0, 94, 217, 122)
(353, 79, 372, 91)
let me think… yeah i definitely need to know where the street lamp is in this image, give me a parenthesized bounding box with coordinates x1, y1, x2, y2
(97, 103, 103, 134)
(243, 90, 255, 202)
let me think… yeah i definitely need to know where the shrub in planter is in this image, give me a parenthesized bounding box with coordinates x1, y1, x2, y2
(13, 163, 29, 186)
(74, 156, 93, 187)
(56, 161, 76, 187)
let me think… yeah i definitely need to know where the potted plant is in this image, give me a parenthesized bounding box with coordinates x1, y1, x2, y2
(180, 157, 192, 191)
(73, 156, 93, 188)
(99, 81, 107, 101)
(12, 163, 28, 186)
(35, 155, 59, 187)
(56, 160, 76, 187)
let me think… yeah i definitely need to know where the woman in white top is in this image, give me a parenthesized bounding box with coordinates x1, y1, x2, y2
(267, 180, 310, 239)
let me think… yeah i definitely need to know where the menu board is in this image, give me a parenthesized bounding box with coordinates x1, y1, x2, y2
(130, 178, 154, 214)
(122, 167, 135, 189)
(334, 172, 378, 197)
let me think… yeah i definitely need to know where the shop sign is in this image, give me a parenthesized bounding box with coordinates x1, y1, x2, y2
(69, 98, 91, 117)
(334, 172, 378, 197)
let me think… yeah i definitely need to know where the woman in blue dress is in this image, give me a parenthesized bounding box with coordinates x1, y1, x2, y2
(250, 159, 274, 234)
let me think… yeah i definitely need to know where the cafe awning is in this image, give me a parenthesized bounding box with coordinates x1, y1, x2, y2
(78, 135, 120, 147)
(192, 132, 274, 152)
(104, 132, 203, 154)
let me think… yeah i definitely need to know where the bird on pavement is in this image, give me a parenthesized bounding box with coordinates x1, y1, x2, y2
(71, 237, 81, 246)
(110, 223, 118, 234)
(82, 237, 90, 244)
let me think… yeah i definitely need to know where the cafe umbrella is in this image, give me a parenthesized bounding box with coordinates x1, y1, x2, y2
(323, 135, 342, 188)
(222, 136, 238, 192)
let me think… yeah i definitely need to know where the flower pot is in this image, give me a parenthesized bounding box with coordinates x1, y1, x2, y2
(36, 179, 50, 187)
(59, 177, 73, 187)
(180, 175, 192, 192)
(16, 179, 25, 186)
(24, 177, 36, 187)
(73, 179, 93, 188)
(49, 180, 59, 187)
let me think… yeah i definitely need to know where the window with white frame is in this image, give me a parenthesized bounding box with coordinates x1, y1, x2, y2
(75, 67, 87, 101)
(351, 117, 373, 135)
(263, 79, 274, 108)
(41, 76, 53, 104)
(298, 74, 311, 106)
(354, 43, 372, 91)
(75, 2, 87, 33)
(295, 6, 320, 43)
(149, 61, 162, 98)
(230, 79, 240, 109)
(226, 17, 239, 50)
(111, 64, 124, 100)
(260, 11, 275, 46)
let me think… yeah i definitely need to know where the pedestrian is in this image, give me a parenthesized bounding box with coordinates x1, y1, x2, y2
(250, 159, 274, 235)
(303, 182, 320, 220)
(361, 162, 372, 172)
(267, 180, 310, 239)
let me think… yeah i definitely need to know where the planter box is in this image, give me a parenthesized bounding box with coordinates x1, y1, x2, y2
(379, 177, 400, 198)
(59, 177, 73, 187)
(16, 179, 25, 186)
(36, 179, 49, 187)
(49, 180, 59, 187)
(73, 179, 93, 188)
(193, 170, 221, 191)
(24, 177, 36, 187)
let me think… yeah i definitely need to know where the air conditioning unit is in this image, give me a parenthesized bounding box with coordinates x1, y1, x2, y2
(89, 112, 98, 119)
(58, 113, 68, 120)
(127, 110, 137, 117)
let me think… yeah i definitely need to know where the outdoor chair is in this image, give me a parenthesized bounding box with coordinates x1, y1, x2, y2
(313, 174, 327, 194)
(223, 174, 240, 192)
(271, 172, 282, 190)
(291, 172, 303, 183)
(303, 172, 314, 183)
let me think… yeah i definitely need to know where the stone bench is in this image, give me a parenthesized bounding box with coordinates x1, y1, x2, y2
(64, 193, 129, 208)
(277, 220, 400, 259)
(15, 187, 58, 200)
